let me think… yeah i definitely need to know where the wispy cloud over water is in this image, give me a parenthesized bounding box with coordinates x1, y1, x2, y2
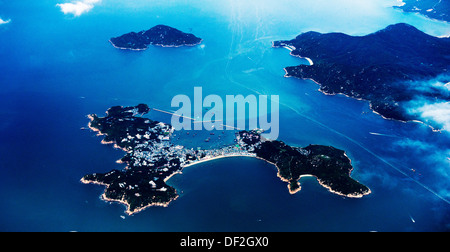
(57, 0, 102, 17)
(393, 137, 450, 201)
(394, 138, 450, 177)
(0, 18, 11, 25)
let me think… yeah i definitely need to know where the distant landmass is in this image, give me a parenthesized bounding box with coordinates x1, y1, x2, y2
(81, 105, 370, 215)
(395, 0, 450, 23)
(273, 23, 450, 127)
(110, 25, 202, 50)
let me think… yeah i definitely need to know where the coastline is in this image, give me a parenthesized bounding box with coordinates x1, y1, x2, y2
(83, 110, 371, 215)
(164, 154, 258, 185)
(177, 147, 372, 198)
(81, 148, 372, 215)
(109, 40, 148, 51)
(273, 42, 314, 66)
(276, 24, 450, 135)
(81, 177, 177, 215)
(287, 48, 314, 66)
(283, 69, 442, 133)
(253, 155, 371, 197)
(181, 153, 257, 169)
(109, 39, 203, 51)
(87, 114, 132, 153)
(152, 38, 203, 48)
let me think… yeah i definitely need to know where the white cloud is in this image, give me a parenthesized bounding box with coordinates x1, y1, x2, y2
(0, 18, 11, 25)
(408, 78, 450, 96)
(404, 95, 450, 133)
(409, 100, 450, 132)
(57, 0, 101, 17)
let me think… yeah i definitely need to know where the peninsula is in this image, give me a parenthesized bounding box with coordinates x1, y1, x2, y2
(81, 105, 370, 215)
(110, 25, 202, 50)
(395, 0, 450, 23)
(273, 23, 450, 128)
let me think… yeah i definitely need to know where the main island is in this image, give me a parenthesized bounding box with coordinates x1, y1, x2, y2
(110, 24, 203, 50)
(81, 105, 370, 215)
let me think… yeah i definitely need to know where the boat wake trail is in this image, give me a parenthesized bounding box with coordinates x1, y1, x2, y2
(222, 0, 450, 206)
(279, 100, 450, 205)
(369, 132, 401, 138)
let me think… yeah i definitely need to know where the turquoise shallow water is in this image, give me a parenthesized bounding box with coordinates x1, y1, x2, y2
(0, 0, 449, 231)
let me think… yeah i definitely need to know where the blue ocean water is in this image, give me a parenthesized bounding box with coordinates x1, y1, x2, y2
(0, 0, 449, 231)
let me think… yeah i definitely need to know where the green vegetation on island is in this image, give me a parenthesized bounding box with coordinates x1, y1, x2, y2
(237, 131, 371, 197)
(82, 105, 370, 215)
(273, 23, 450, 127)
(110, 25, 202, 50)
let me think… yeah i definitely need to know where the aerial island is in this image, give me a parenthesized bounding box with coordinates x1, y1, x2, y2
(395, 0, 450, 22)
(109, 24, 202, 50)
(273, 23, 450, 127)
(81, 105, 371, 215)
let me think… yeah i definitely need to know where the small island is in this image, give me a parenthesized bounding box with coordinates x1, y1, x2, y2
(81, 105, 370, 215)
(110, 25, 202, 50)
(273, 23, 450, 128)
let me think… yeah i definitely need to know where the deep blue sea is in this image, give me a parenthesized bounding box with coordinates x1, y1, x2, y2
(1, 0, 449, 231)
